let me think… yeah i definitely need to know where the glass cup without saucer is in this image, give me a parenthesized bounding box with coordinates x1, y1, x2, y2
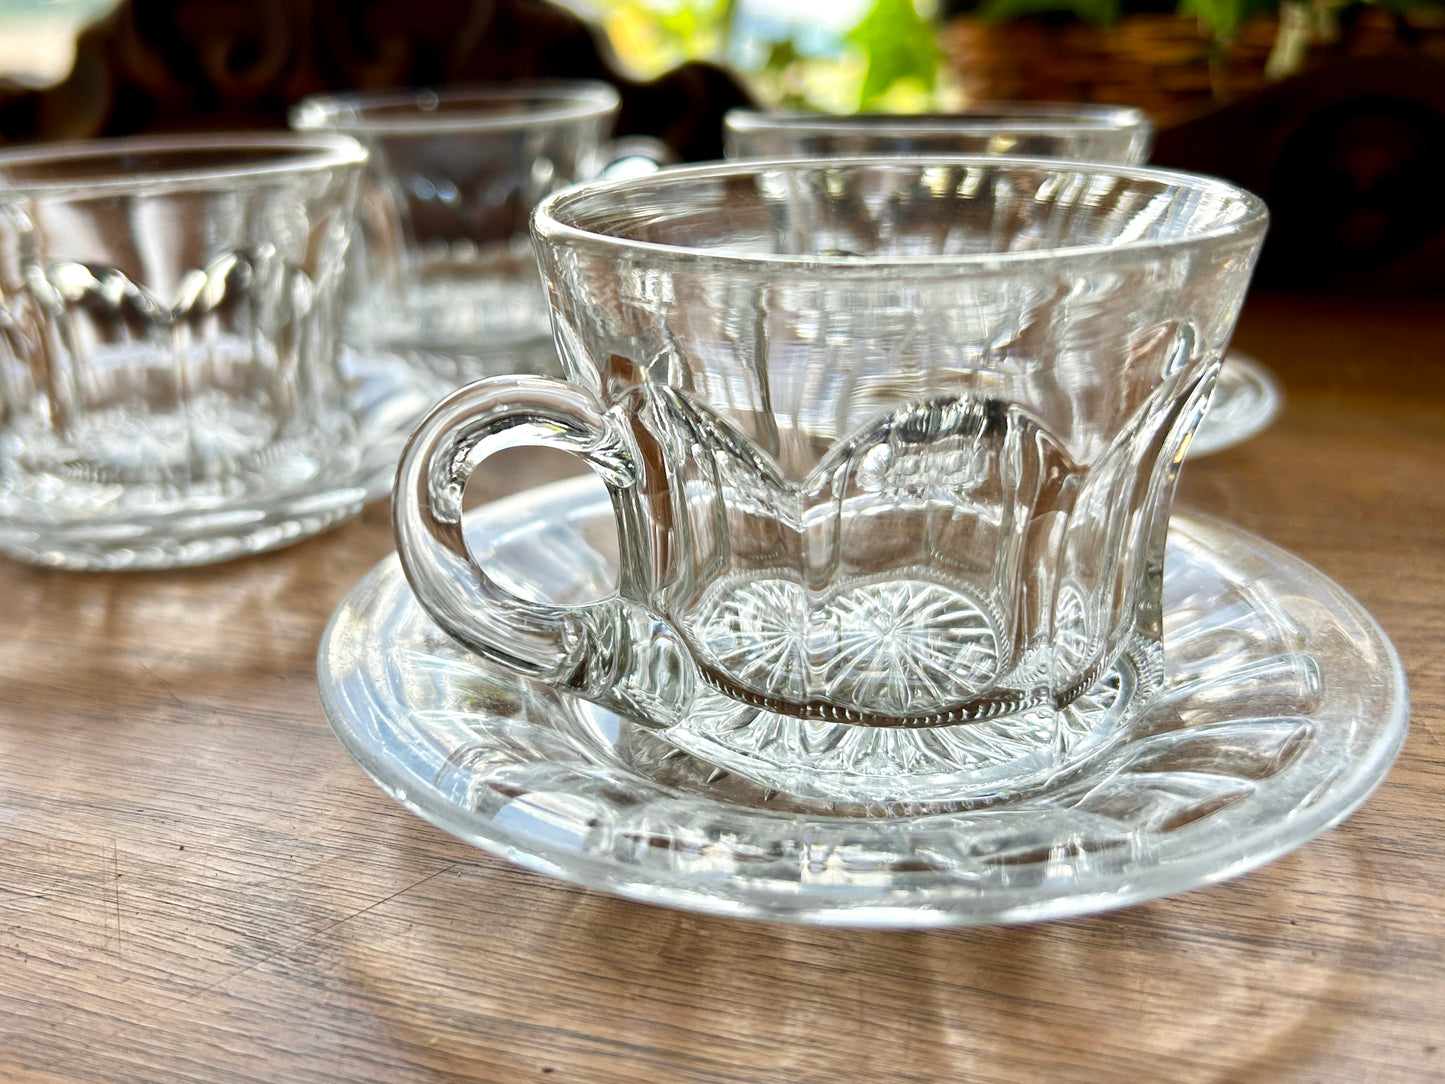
(290, 81, 662, 388)
(0, 132, 369, 570)
(393, 155, 1269, 805)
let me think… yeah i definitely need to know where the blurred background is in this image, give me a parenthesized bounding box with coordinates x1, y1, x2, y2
(1, 0, 1442, 289)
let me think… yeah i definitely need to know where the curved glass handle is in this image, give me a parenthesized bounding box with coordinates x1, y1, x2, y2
(599, 135, 675, 180)
(393, 375, 638, 686)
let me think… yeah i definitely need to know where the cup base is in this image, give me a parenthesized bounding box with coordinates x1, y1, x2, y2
(343, 265, 561, 387)
(643, 635, 1162, 807)
(344, 339, 560, 389)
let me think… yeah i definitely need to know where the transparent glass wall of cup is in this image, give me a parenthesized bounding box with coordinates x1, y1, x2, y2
(725, 104, 1285, 461)
(724, 103, 1153, 165)
(0, 133, 368, 570)
(394, 157, 1268, 804)
(290, 81, 633, 386)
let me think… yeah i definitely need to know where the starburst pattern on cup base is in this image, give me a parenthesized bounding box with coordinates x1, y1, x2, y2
(688, 572, 1005, 721)
(658, 639, 1153, 806)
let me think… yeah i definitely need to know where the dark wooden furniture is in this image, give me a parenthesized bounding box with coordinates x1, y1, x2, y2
(0, 0, 751, 162)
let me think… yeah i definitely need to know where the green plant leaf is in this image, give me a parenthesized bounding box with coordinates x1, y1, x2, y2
(845, 0, 941, 108)
(1177, 0, 1276, 40)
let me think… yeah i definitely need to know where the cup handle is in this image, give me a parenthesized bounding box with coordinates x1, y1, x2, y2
(393, 375, 641, 688)
(599, 135, 675, 179)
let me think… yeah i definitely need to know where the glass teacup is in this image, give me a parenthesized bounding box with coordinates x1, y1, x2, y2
(290, 81, 649, 386)
(724, 103, 1153, 164)
(724, 104, 1282, 459)
(394, 156, 1268, 803)
(0, 132, 368, 570)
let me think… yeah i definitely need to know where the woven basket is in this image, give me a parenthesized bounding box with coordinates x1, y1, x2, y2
(943, 8, 1445, 127)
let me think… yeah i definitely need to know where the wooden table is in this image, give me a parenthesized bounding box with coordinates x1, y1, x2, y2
(1, 290, 1440, 1083)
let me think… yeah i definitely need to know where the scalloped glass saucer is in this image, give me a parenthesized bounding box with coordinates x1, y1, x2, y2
(318, 477, 1406, 928)
(1193, 351, 1283, 457)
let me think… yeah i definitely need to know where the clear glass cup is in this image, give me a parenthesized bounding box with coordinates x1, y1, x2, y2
(724, 103, 1153, 164)
(0, 132, 368, 570)
(724, 104, 1283, 458)
(290, 81, 651, 386)
(393, 156, 1268, 804)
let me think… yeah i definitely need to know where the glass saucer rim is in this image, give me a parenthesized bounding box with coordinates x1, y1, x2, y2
(1190, 350, 1283, 457)
(318, 477, 1408, 928)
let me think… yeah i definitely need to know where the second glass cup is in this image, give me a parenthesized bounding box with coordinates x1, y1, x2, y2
(290, 81, 643, 386)
(724, 102, 1153, 163)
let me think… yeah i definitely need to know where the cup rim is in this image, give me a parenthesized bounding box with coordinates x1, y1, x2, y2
(289, 80, 621, 136)
(0, 131, 368, 198)
(724, 102, 1151, 137)
(533, 154, 1270, 271)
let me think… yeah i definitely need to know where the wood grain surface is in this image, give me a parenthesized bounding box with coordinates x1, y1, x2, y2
(0, 291, 1440, 1084)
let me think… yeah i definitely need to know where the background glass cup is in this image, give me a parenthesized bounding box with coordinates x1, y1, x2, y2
(0, 132, 368, 570)
(724, 103, 1153, 164)
(394, 156, 1268, 804)
(290, 81, 644, 386)
(725, 104, 1283, 458)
